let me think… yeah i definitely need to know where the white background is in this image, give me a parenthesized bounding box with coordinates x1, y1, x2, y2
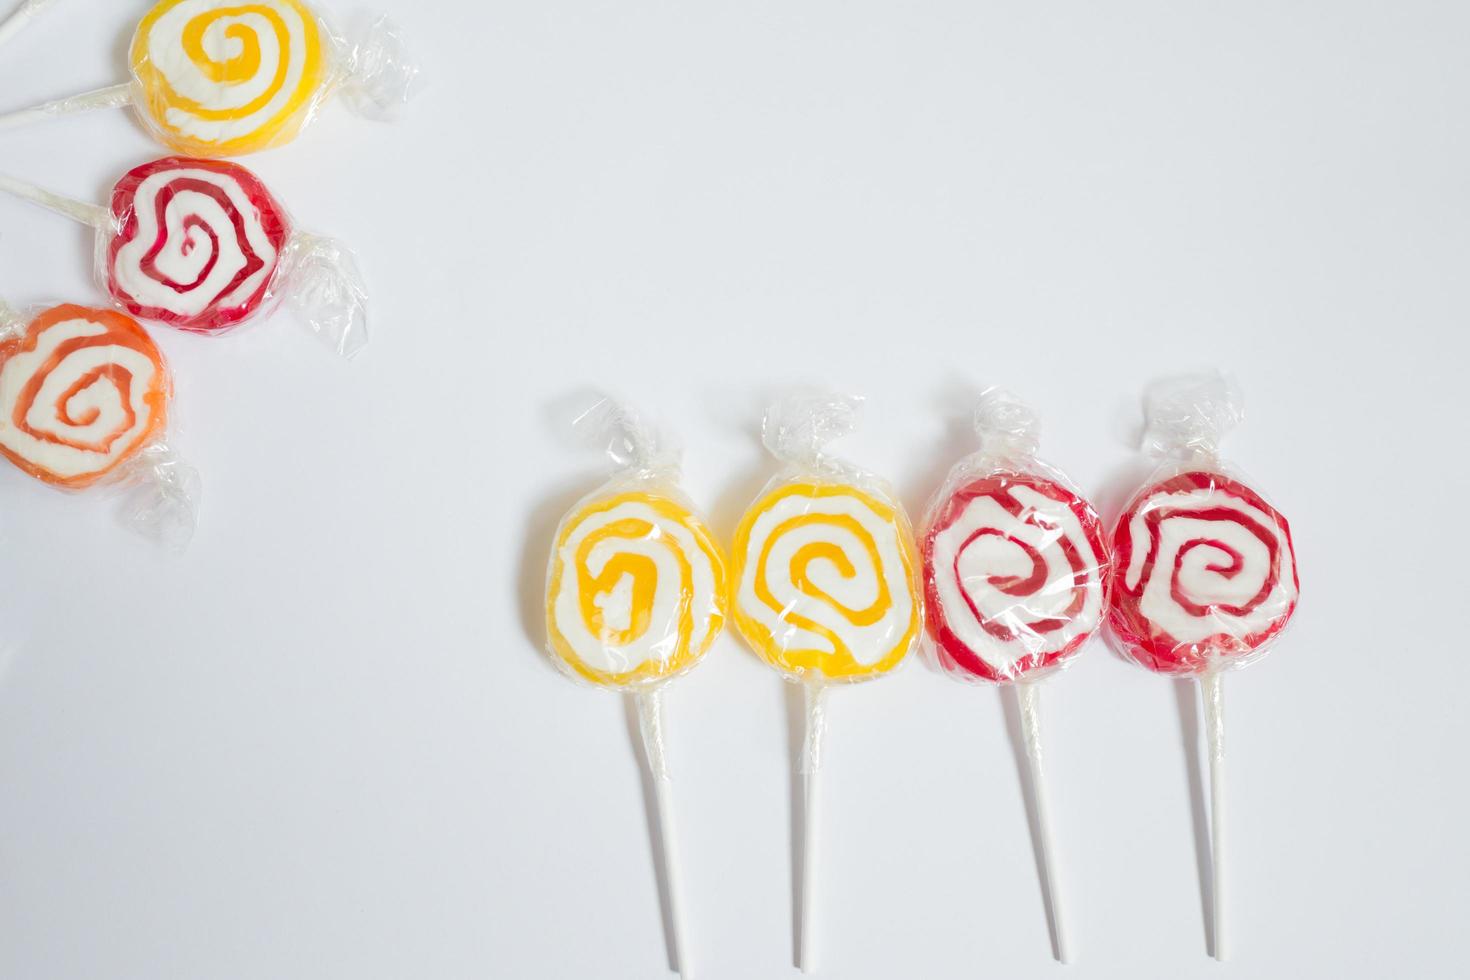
(0, 1, 1465, 978)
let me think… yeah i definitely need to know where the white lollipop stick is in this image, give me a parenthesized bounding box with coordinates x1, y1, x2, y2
(1016, 679, 1069, 962)
(0, 0, 58, 49)
(0, 82, 131, 132)
(798, 680, 828, 973)
(635, 687, 694, 979)
(0, 173, 107, 227)
(1200, 668, 1226, 960)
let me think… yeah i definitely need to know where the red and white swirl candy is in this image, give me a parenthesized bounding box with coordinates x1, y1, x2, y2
(1109, 471, 1299, 674)
(107, 157, 291, 334)
(923, 473, 1110, 683)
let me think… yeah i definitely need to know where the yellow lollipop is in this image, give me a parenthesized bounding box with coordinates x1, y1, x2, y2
(0, 0, 417, 156)
(730, 390, 921, 973)
(131, 0, 330, 157)
(547, 490, 727, 690)
(731, 480, 920, 682)
(541, 399, 725, 978)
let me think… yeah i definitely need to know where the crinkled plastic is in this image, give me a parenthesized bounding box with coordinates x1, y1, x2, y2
(544, 397, 728, 693)
(0, 157, 368, 356)
(730, 390, 923, 685)
(920, 388, 1112, 684)
(1108, 373, 1299, 675)
(0, 300, 199, 550)
(128, 0, 419, 157)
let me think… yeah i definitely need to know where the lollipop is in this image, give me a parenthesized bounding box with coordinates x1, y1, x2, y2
(919, 390, 1110, 961)
(0, 158, 368, 354)
(1108, 374, 1299, 960)
(543, 398, 727, 978)
(0, 300, 197, 546)
(729, 391, 920, 973)
(0, 0, 417, 157)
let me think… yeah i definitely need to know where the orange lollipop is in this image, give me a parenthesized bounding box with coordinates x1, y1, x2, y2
(0, 304, 169, 488)
(0, 301, 197, 548)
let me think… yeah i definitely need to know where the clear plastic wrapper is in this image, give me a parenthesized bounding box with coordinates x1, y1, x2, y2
(544, 397, 728, 693)
(730, 390, 923, 685)
(0, 0, 420, 157)
(0, 299, 198, 550)
(0, 157, 368, 356)
(920, 388, 1112, 684)
(1108, 373, 1300, 675)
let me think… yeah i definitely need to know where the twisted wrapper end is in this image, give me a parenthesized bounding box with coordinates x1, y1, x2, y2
(339, 16, 422, 121)
(572, 396, 682, 481)
(762, 388, 862, 474)
(0, 297, 23, 341)
(1141, 372, 1244, 464)
(117, 444, 201, 553)
(973, 386, 1041, 468)
(282, 233, 370, 359)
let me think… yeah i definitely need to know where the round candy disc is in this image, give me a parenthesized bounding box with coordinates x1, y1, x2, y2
(1109, 471, 1299, 674)
(131, 0, 330, 157)
(732, 481, 921, 682)
(547, 491, 728, 689)
(108, 157, 292, 334)
(0, 305, 169, 488)
(923, 473, 1109, 683)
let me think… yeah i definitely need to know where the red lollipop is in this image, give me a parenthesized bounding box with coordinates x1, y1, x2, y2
(924, 471, 1109, 683)
(1110, 470, 1298, 674)
(107, 157, 291, 333)
(1109, 374, 1301, 961)
(919, 390, 1111, 962)
(0, 158, 370, 355)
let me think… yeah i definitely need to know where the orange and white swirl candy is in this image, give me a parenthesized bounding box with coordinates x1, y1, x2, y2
(546, 491, 728, 690)
(732, 481, 922, 681)
(0, 305, 169, 489)
(130, 0, 330, 157)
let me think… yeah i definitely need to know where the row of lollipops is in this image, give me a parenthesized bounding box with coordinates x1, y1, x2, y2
(544, 377, 1300, 976)
(0, 0, 416, 548)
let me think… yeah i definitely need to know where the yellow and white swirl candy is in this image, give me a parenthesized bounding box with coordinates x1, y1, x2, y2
(130, 0, 330, 157)
(732, 482, 921, 681)
(546, 492, 728, 689)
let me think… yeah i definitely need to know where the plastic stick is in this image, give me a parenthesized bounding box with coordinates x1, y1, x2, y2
(1016, 679, 1069, 962)
(798, 681, 828, 973)
(1200, 669, 1226, 960)
(635, 687, 693, 978)
(0, 82, 132, 132)
(0, 173, 108, 227)
(0, 0, 57, 49)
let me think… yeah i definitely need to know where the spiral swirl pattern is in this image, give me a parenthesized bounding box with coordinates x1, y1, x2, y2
(924, 473, 1109, 683)
(547, 492, 728, 689)
(0, 305, 169, 488)
(732, 482, 920, 681)
(131, 0, 329, 156)
(108, 157, 291, 334)
(1109, 471, 1299, 673)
